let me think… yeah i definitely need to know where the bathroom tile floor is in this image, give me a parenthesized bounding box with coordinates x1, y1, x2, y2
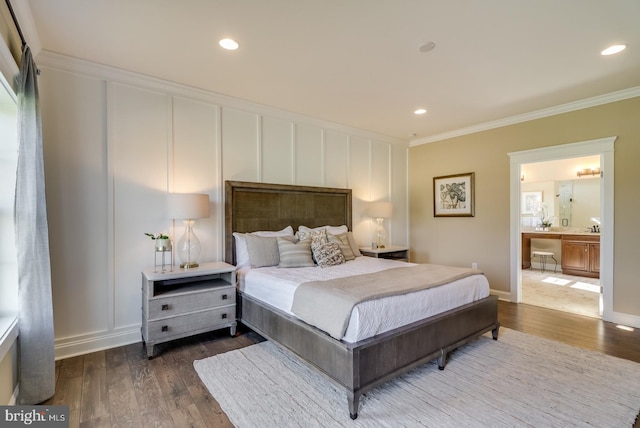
(521, 268, 601, 318)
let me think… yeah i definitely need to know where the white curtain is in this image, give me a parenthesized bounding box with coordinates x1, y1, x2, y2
(15, 45, 55, 404)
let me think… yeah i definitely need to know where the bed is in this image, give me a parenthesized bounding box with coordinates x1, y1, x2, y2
(225, 180, 500, 419)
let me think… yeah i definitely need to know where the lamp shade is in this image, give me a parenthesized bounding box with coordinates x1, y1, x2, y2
(167, 193, 210, 220)
(367, 201, 393, 218)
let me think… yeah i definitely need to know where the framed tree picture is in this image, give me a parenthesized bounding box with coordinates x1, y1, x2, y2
(433, 172, 475, 217)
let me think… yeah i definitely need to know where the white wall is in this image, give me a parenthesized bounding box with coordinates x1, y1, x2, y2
(37, 52, 409, 359)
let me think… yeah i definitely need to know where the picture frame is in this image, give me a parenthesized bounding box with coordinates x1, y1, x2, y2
(433, 172, 475, 217)
(521, 191, 542, 215)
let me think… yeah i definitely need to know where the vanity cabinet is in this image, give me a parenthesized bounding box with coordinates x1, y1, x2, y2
(561, 235, 600, 278)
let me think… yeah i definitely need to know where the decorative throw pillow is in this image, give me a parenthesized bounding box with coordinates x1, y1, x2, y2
(297, 228, 327, 245)
(245, 235, 279, 268)
(233, 226, 294, 267)
(347, 231, 362, 257)
(328, 232, 355, 261)
(311, 240, 345, 268)
(277, 237, 315, 268)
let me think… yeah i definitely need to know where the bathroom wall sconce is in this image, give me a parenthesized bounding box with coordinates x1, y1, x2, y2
(576, 167, 601, 177)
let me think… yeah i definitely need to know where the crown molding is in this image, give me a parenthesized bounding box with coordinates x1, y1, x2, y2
(410, 86, 640, 147)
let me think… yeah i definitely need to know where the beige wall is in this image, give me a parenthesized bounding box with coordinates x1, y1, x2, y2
(409, 96, 640, 317)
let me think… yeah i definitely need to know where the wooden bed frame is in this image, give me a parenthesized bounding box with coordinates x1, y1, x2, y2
(225, 180, 500, 419)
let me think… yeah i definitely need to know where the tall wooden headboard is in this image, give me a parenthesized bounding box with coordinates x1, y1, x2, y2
(224, 181, 352, 265)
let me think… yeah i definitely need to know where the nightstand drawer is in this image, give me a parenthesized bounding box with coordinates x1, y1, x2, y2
(147, 286, 235, 319)
(359, 246, 409, 261)
(146, 306, 235, 340)
(379, 250, 408, 260)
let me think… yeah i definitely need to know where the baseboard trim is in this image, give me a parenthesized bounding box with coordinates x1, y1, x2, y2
(54, 326, 141, 360)
(491, 289, 512, 302)
(605, 311, 640, 330)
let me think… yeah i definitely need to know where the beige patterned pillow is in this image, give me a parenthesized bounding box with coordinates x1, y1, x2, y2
(311, 240, 344, 268)
(347, 231, 362, 257)
(297, 228, 327, 245)
(328, 232, 355, 261)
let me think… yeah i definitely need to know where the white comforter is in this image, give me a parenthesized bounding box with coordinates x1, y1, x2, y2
(238, 256, 490, 343)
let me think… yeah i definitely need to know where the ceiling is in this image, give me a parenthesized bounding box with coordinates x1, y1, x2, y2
(21, 0, 640, 143)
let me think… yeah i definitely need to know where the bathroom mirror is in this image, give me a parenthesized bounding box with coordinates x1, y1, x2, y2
(521, 178, 599, 228)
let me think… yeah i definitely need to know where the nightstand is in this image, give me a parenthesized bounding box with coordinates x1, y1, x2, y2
(141, 261, 237, 358)
(359, 245, 409, 262)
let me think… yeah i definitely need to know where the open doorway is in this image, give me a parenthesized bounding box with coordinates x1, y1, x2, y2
(508, 137, 615, 322)
(520, 156, 601, 318)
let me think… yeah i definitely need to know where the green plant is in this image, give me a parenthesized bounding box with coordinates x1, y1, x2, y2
(144, 232, 169, 240)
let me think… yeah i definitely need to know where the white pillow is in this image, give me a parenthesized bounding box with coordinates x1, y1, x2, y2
(298, 224, 348, 236)
(233, 226, 294, 267)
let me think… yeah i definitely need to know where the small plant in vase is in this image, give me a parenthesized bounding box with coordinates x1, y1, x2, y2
(145, 233, 171, 251)
(538, 220, 552, 231)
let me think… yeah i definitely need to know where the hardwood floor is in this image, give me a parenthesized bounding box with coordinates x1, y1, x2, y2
(43, 301, 640, 428)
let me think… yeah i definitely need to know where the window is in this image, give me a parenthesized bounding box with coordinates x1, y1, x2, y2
(0, 73, 18, 325)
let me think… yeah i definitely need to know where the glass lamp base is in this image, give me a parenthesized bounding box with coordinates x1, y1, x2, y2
(176, 220, 201, 270)
(180, 262, 199, 269)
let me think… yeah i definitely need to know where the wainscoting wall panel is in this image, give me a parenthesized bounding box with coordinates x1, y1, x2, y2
(295, 123, 323, 186)
(261, 116, 294, 185)
(111, 83, 170, 329)
(323, 130, 349, 189)
(40, 68, 109, 341)
(172, 96, 221, 263)
(37, 51, 408, 359)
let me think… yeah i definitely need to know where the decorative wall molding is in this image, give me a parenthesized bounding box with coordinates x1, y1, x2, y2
(38, 51, 410, 358)
(36, 50, 407, 147)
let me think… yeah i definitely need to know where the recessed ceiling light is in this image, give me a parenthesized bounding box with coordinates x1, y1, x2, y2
(219, 38, 239, 50)
(414, 108, 427, 115)
(419, 42, 436, 53)
(601, 44, 626, 56)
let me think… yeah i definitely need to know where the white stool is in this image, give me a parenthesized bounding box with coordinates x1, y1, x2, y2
(531, 251, 557, 273)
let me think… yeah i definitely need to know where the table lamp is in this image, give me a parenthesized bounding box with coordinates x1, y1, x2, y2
(367, 201, 393, 248)
(167, 193, 210, 268)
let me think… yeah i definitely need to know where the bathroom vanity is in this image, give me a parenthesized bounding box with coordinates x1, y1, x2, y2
(522, 231, 600, 278)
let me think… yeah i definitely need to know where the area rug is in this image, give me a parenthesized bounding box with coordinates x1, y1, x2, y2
(194, 328, 640, 427)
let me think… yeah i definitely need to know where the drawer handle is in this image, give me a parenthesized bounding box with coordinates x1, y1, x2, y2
(161, 325, 168, 332)
(222, 294, 228, 300)
(221, 313, 227, 319)
(161, 304, 170, 311)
